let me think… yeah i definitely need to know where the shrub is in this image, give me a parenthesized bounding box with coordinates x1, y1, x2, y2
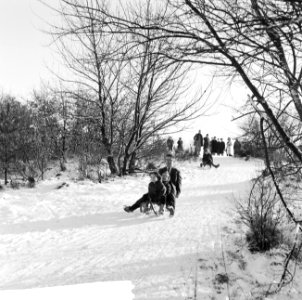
(237, 176, 284, 252)
(246, 214, 283, 252)
(27, 176, 36, 188)
(146, 162, 157, 170)
(10, 180, 20, 189)
(176, 149, 195, 161)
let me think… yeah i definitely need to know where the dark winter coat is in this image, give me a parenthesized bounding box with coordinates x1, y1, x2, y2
(221, 141, 226, 153)
(211, 139, 218, 154)
(148, 181, 166, 202)
(194, 133, 203, 146)
(234, 140, 241, 155)
(167, 138, 174, 151)
(177, 140, 184, 151)
(204, 136, 210, 149)
(202, 153, 214, 165)
(163, 180, 175, 196)
(159, 167, 182, 197)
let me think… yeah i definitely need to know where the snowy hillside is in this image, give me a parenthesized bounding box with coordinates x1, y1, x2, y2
(0, 156, 301, 300)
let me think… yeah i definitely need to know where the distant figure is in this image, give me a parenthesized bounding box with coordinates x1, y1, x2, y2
(211, 136, 218, 155)
(221, 138, 226, 156)
(203, 134, 210, 153)
(200, 149, 220, 168)
(193, 130, 203, 156)
(226, 137, 233, 156)
(177, 137, 184, 153)
(167, 136, 174, 152)
(234, 138, 241, 157)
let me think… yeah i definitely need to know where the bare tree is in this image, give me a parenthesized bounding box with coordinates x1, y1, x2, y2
(94, 0, 302, 163)
(0, 95, 32, 184)
(91, 0, 302, 292)
(42, 0, 207, 175)
(119, 29, 204, 174)
(44, 0, 128, 174)
(30, 91, 61, 180)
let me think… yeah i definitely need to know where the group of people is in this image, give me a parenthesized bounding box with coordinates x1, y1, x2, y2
(208, 137, 226, 156)
(167, 136, 184, 153)
(123, 133, 243, 217)
(194, 132, 246, 168)
(167, 132, 241, 158)
(194, 132, 234, 157)
(124, 153, 181, 217)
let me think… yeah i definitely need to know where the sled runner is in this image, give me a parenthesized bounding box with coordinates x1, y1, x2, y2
(140, 195, 158, 216)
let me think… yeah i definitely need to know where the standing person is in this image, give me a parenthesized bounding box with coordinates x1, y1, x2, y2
(221, 138, 226, 156)
(158, 153, 182, 215)
(167, 136, 174, 152)
(226, 137, 233, 156)
(193, 130, 203, 156)
(211, 136, 217, 155)
(233, 138, 241, 157)
(177, 137, 184, 153)
(203, 134, 210, 153)
(218, 138, 224, 155)
(124, 171, 166, 213)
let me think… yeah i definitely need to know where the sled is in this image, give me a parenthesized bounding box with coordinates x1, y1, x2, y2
(140, 196, 158, 216)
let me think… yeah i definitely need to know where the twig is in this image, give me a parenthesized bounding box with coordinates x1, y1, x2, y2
(220, 235, 231, 300)
(260, 117, 302, 294)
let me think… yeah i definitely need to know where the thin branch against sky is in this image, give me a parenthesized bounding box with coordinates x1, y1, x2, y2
(0, 0, 243, 141)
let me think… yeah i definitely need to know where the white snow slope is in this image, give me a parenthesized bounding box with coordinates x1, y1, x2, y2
(0, 156, 301, 300)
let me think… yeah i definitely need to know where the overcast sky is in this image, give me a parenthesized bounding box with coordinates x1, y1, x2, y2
(0, 0, 245, 143)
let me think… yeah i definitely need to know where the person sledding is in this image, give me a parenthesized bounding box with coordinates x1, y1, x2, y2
(124, 171, 166, 214)
(161, 171, 176, 217)
(200, 149, 220, 168)
(158, 152, 181, 216)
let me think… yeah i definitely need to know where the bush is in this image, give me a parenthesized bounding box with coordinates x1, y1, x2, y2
(176, 149, 195, 161)
(10, 180, 20, 189)
(146, 162, 157, 170)
(27, 176, 36, 188)
(237, 176, 284, 252)
(246, 214, 283, 252)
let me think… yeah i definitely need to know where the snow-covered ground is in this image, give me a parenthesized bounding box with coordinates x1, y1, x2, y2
(0, 156, 301, 300)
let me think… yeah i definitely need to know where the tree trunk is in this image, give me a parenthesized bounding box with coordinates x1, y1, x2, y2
(129, 152, 137, 174)
(60, 159, 66, 172)
(121, 154, 130, 176)
(61, 134, 67, 163)
(107, 155, 118, 175)
(4, 168, 8, 185)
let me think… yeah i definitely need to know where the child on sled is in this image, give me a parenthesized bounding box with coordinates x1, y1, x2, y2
(200, 149, 220, 168)
(124, 171, 166, 214)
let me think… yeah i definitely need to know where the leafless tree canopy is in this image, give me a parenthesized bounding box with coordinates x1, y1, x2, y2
(87, 0, 302, 161)
(41, 0, 208, 174)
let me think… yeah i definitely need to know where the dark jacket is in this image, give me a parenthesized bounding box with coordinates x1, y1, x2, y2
(159, 167, 181, 197)
(202, 153, 213, 164)
(204, 136, 210, 149)
(148, 181, 166, 201)
(194, 133, 203, 146)
(163, 180, 175, 196)
(177, 140, 183, 151)
(211, 139, 218, 153)
(234, 140, 241, 154)
(221, 141, 226, 153)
